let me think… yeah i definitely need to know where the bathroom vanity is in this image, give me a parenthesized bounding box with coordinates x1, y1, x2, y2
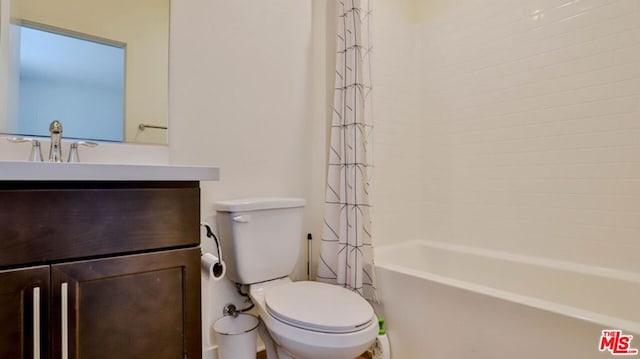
(0, 162, 218, 359)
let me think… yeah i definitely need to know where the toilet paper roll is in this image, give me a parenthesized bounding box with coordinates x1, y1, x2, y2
(201, 253, 226, 281)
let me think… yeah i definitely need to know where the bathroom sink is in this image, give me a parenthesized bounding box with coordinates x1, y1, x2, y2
(0, 160, 219, 181)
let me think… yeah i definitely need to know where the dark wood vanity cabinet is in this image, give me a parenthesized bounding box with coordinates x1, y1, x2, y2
(50, 248, 201, 359)
(0, 181, 203, 359)
(0, 266, 50, 359)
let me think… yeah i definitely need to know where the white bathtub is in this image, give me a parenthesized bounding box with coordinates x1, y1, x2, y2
(374, 240, 640, 359)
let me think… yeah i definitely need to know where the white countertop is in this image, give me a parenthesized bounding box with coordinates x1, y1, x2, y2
(0, 161, 219, 181)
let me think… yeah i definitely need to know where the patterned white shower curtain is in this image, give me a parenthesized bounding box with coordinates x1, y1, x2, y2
(317, 0, 378, 302)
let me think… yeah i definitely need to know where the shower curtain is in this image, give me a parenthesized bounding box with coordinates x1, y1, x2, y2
(317, 0, 378, 302)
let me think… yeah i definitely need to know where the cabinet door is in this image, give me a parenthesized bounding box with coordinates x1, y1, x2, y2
(51, 248, 201, 359)
(0, 266, 50, 359)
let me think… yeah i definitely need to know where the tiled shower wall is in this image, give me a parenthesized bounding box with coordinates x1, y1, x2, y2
(374, 0, 640, 272)
(372, 1, 425, 247)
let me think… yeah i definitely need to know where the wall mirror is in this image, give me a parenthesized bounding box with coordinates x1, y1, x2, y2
(0, 0, 169, 145)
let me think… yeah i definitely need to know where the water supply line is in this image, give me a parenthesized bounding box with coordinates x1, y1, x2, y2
(200, 222, 255, 315)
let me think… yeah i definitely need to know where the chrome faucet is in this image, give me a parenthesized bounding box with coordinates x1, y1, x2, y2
(48, 120, 63, 162)
(6, 137, 44, 161)
(7, 121, 98, 162)
(67, 141, 98, 163)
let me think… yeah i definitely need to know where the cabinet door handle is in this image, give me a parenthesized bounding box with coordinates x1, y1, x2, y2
(33, 287, 40, 359)
(61, 282, 69, 359)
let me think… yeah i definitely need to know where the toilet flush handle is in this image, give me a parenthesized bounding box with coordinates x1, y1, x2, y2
(232, 215, 251, 223)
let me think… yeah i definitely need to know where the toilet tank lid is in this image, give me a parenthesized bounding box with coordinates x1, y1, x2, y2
(215, 197, 306, 212)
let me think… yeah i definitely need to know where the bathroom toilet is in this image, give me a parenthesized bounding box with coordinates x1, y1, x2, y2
(215, 198, 378, 359)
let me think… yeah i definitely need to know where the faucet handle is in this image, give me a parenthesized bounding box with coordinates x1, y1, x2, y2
(49, 120, 63, 134)
(7, 137, 30, 143)
(67, 141, 98, 163)
(6, 137, 44, 161)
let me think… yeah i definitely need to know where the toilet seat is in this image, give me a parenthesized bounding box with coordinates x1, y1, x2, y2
(264, 281, 374, 334)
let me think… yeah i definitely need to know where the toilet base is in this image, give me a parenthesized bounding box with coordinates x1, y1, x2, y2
(276, 347, 294, 359)
(258, 317, 294, 359)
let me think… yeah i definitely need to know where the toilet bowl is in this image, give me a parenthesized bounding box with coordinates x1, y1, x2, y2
(249, 278, 378, 359)
(215, 198, 378, 358)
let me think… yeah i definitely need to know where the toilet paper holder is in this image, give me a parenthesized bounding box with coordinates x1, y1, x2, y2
(201, 223, 222, 265)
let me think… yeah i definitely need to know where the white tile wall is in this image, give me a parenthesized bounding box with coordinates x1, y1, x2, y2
(371, 1, 425, 247)
(374, 0, 640, 271)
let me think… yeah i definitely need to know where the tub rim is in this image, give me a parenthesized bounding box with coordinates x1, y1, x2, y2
(374, 240, 640, 335)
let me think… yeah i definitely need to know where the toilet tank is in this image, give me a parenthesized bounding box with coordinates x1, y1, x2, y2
(215, 198, 305, 284)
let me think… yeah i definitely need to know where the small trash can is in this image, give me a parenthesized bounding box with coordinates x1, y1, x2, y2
(214, 313, 259, 359)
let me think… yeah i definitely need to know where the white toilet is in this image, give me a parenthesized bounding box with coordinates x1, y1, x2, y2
(215, 198, 378, 359)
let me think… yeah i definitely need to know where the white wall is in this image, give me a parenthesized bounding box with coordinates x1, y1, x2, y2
(169, 0, 315, 256)
(0, 0, 9, 131)
(168, 0, 324, 354)
(0, 0, 20, 135)
(373, 0, 640, 273)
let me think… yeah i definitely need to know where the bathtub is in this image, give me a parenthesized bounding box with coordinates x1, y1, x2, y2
(374, 240, 640, 359)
